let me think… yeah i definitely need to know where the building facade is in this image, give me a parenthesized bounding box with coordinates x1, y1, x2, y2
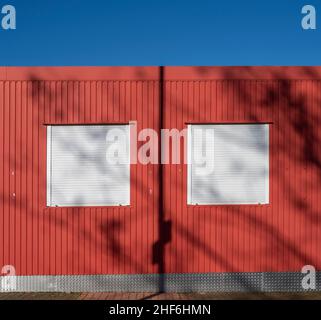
(0, 67, 321, 291)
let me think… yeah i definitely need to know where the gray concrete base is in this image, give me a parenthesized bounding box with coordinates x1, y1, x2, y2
(0, 272, 320, 292)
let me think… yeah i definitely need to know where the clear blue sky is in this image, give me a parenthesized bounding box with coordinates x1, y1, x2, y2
(0, 0, 320, 65)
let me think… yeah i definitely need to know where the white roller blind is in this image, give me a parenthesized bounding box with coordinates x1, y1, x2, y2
(47, 125, 130, 207)
(188, 124, 269, 205)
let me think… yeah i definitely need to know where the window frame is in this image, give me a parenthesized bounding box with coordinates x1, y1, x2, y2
(187, 123, 270, 206)
(46, 123, 131, 208)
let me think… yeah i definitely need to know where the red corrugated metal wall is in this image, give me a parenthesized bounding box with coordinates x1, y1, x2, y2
(0, 67, 160, 276)
(1, 67, 321, 276)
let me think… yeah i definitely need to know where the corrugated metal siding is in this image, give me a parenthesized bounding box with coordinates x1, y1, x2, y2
(163, 77, 321, 273)
(1, 67, 321, 276)
(0, 76, 160, 275)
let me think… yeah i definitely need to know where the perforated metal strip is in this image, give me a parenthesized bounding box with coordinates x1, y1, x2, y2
(0, 272, 319, 292)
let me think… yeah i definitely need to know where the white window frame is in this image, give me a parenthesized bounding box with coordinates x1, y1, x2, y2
(187, 123, 269, 205)
(46, 124, 130, 207)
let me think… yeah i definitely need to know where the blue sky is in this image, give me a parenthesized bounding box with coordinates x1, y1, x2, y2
(0, 0, 320, 65)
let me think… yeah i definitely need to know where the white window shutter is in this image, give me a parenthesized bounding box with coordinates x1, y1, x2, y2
(47, 125, 130, 207)
(188, 124, 269, 205)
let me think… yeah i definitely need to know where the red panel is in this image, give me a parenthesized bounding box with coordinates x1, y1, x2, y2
(0, 67, 321, 276)
(2, 67, 159, 81)
(0, 68, 159, 276)
(164, 66, 321, 80)
(164, 74, 321, 273)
